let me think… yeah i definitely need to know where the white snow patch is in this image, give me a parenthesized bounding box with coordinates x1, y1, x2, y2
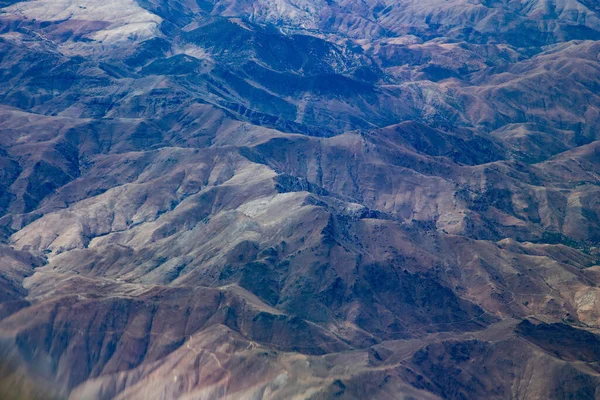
(5, 0, 162, 44)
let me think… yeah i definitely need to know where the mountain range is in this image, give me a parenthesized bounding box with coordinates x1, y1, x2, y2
(1, 0, 600, 398)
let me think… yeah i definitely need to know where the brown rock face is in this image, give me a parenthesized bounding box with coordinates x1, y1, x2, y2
(1, 0, 600, 399)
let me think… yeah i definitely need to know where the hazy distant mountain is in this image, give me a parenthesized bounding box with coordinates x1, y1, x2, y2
(1, 0, 600, 399)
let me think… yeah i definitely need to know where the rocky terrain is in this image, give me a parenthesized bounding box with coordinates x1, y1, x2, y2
(1, 0, 600, 398)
